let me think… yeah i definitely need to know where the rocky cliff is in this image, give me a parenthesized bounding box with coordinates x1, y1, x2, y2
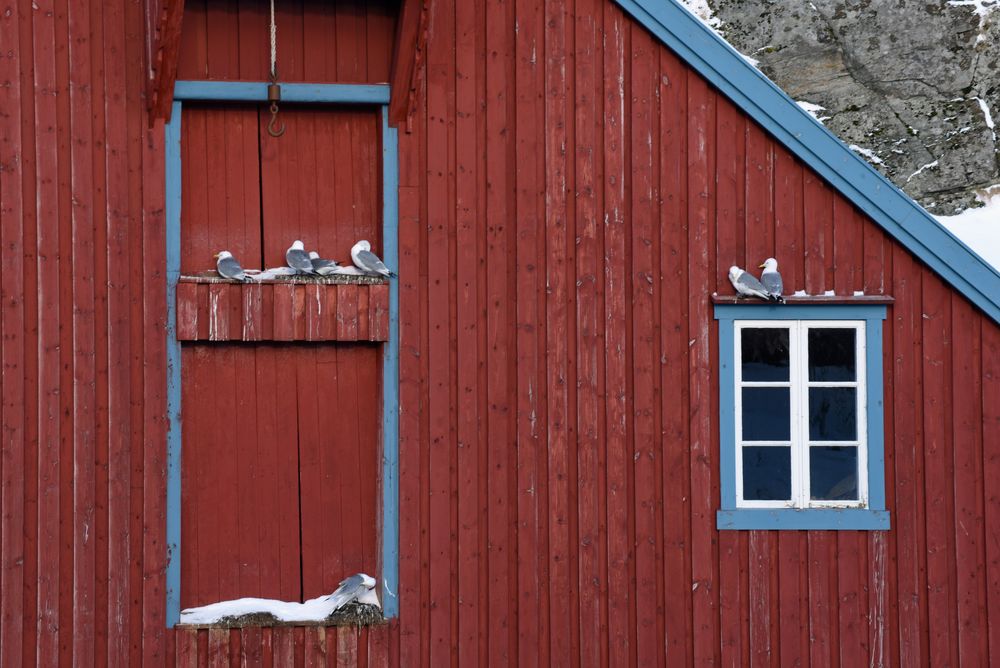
(691, 0, 999, 213)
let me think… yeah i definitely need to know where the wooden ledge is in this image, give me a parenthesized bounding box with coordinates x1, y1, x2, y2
(712, 294, 894, 305)
(176, 280, 390, 342)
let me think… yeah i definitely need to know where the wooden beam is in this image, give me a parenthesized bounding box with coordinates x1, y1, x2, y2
(147, 0, 185, 122)
(388, 0, 427, 128)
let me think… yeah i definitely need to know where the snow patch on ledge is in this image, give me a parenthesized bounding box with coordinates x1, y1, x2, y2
(936, 185, 1000, 271)
(797, 101, 830, 123)
(181, 593, 343, 625)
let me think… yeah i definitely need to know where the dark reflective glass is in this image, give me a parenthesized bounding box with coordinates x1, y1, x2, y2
(742, 446, 791, 501)
(741, 328, 790, 381)
(808, 328, 856, 381)
(742, 387, 790, 441)
(808, 387, 857, 441)
(809, 446, 859, 500)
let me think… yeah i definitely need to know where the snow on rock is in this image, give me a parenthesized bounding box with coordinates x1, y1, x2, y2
(848, 144, 884, 165)
(947, 0, 1000, 43)
(936, 186, 1000, 272)
(677, 0, 722, 28)
(797, 101, 830, 123)
(907, 160, 939, 182)
(974, 96, 996, 141)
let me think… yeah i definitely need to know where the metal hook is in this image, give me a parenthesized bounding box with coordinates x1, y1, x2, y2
(267, 101, 286, 137)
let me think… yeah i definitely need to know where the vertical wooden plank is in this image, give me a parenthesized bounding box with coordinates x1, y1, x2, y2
(234, 346, 261, 597)
(545, 0, 573, 664)
(486, 0, 517, 661)
(630, 23, 661, 668)
(208, 284, 231, 341)
(833, 199, 862, 295)
(176, 628, 199, 668)
(273, 627, 295, 668)
(368, 284, 389, 341)
(807, 533, 835, 667)
(241, 626, 264, 668)
(334, 1, 363, 82)
(243, 282, 263, 341)
(337, 285, 360, 341)
(32, 0, 62, 661)
(177, 283, 200, 340)
(425, 0, 454, 662)
(772, 150, 803, 295)
(336, 626, 359, 668)
(603, 7, 631, 667)
(687, 70, 720, 667)
(863, 217, 889, 296)
(575, 1, 604, 664)
(303, 626, 327, 667)
(356, 286, 370, 341)
(305, 284, 323, 341)
(208, 627, 230, 668)
(66, 0, 98, 660)
(272, 284, 295, 341)
(837, 532, 868, 665)
(748, 532, 773, 667)
(744, 126, 774, 268)
(802, 174, 832, 295)
(292, 284, 307, 340)
(952, 297, 988, 665)
(0, 0, 25, 660)
(892, 248, 928, 667)
(983, 322, 1000, 665)
(296, 351, 324, 597)
(923, 273, 959, 668)
(236, 0, 267, 81)
(778, 533, 809, 667)
(367, 623, 389, 668)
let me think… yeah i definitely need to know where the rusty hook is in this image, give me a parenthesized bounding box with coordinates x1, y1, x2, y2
(267, 102, 286, 137)
(266, 80, 286, 137)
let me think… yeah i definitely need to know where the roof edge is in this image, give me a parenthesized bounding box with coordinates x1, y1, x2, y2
(614, 0, 1000, 325)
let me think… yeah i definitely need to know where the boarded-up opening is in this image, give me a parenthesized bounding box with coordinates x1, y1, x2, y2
(178, 103, 384, 609)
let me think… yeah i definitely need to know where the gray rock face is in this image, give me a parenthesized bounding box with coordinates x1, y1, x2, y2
(705, 0, 999, 213)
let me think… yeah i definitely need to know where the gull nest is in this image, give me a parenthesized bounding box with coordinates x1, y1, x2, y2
(325, 602, 385, 627)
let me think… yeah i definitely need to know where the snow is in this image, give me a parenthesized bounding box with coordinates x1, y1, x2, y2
(848, 144, 884, 165)
(792, 290, 807, 296)
(853, 291, 865, 296)
(823, 290, 835, 296)
(797, 101, 830, 123)
(936, 187, 1000, 271)
(947, 0, 999, 43)
(906, 160, 939, 182)
(676, 0, 759, 66)
(180, 593, 345, 625)
(974, 97, 996, 141)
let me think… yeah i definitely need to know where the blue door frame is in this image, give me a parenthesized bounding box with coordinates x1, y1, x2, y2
(164, 81, 400, 626)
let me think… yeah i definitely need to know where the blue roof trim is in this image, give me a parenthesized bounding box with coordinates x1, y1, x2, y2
(614, 0, 1000, 325)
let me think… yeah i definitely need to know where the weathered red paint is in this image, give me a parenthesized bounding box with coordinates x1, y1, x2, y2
(3, 0, 1000, 665)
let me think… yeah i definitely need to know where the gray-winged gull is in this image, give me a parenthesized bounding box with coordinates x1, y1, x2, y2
(324, 573, 381, 610)
(308, 251, 340, 276)
(729, 265, 777, 301)
(286, 240, 315, 274)
(759, 258, 785, 303)
(215, 251, 248, 281)
(351, 240, 396, 278)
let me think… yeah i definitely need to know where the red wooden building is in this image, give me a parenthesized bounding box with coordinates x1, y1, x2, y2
(1, 0, 999, 665)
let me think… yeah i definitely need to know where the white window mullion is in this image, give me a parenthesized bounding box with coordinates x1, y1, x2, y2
(796, 321, 810, 508)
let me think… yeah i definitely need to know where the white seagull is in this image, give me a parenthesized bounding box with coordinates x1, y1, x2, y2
(286, 240, 315, 274)
(325, 573, 381, 611)
(729, 265, 777, 301)
(308, 251, 340, 276)
(351, 240, 396, 278)
(759, 258, 785, 303)
(215, 251, 248, 281)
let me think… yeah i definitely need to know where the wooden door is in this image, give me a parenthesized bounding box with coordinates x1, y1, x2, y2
(179, 104, 383, 608)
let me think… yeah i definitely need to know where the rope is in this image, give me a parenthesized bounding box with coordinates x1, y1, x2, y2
(269, 0, 277, 79)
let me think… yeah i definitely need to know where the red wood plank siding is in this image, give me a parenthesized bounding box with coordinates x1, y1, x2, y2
(3, 0, 1000, 664)
(180, 344, 380, 607)
(177, 0, 397, 83)
(175, 280, 390, 342)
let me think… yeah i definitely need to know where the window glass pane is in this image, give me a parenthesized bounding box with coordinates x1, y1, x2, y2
(742, 387, 790, 441)
(808, 387, 857, 441)
(808, 328, 856, 381)
(810, 446, 859, 500)
(742, 446, 791, 501)
(741, 328, 790, 381)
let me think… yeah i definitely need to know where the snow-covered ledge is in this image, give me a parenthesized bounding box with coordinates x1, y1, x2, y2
(712, 292, 894, 305)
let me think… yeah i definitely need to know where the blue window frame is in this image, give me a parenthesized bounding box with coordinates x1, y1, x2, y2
(164, 81, 399, 625)
(715, 304, 889, 530)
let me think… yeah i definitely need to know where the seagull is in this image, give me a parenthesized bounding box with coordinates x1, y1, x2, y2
(351, 240, 396, 278)
(324, 573, 381, 611)
(759, 258, 785, 303)
(308, 251, 340, 276)
(286, 240, 315, 274)
(215, 251, 249, 281)
(729, 265, 777, 301)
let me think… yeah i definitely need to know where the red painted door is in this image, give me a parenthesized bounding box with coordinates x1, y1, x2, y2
(179, 104, 383, 608)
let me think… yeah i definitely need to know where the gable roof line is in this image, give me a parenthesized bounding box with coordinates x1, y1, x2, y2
(614, 0, 1000, 325)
